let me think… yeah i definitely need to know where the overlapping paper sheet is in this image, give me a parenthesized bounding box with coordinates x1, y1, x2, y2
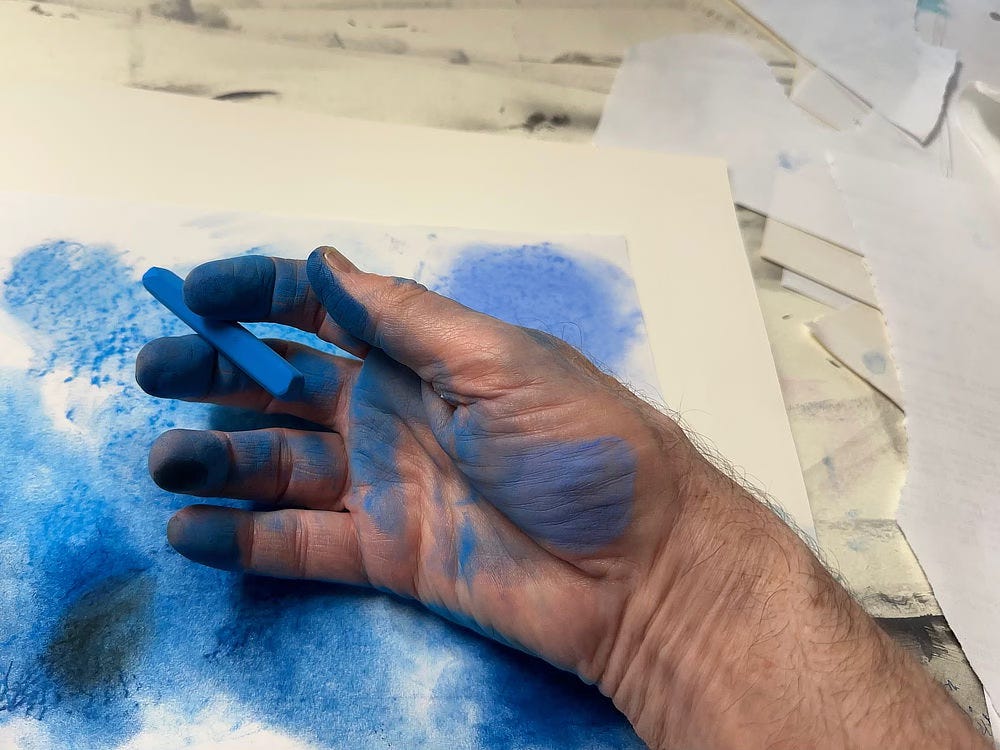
(831, 152, 1000, 728)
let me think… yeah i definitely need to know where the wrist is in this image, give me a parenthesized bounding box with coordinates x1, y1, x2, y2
(599, 451, 986, 749)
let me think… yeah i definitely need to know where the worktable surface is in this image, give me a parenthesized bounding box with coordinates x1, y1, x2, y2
(1, 0, 990, 737)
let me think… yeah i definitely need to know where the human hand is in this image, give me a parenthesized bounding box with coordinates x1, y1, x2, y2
(137, 248, 990, 750)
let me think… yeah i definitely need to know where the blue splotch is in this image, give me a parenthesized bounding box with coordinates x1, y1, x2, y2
(456, 517, 478, 583)
(0, 240, 643, 748)
(432, 243, 644, 374)
(916, 0, 948, 16)
(862, 350, 887, 375)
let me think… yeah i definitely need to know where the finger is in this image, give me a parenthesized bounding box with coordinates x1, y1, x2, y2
(149, 428, 347, 509)
(167, 505, 368, 584)
(183, 255, 369, 356)
(306, 247, 514, 392)
(135, 334, 359, 426)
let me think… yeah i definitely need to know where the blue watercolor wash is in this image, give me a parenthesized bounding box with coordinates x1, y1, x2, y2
(454, 429, 636, 553)
(433, 243, 644, 374)
(862, 350, 887, 375)
(0, 240, 643, 749)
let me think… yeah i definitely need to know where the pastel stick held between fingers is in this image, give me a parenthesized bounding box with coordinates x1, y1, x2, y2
(142, 267, 304, 400)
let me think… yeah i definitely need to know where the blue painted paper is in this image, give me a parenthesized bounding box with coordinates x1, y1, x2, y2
(0, 230, 650, 748)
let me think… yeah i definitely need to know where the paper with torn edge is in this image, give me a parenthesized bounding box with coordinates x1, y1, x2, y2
(760, 219, 879, 307)
(791, 61, 868, 131)
(595, 35, 940, 252)
(830, 152, 1000, 725)
(808, 303, 903, 409)
(780, 269, 854, 310)
(733, 0, 956, 140)
(957, 82, 1000, 190)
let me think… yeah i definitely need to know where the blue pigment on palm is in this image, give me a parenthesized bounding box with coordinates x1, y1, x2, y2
(433, 243, 644, 373)
(454, 431, 636, 553)
(0, 241, 643, 748)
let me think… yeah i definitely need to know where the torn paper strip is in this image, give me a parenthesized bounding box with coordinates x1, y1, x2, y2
(808, 303, 903, 409)
(733, 0, 956, 140)
(780, 269, 854, 310)
(760, 219, 878, 307)
(831, 152, 1000, 721)
(595, 35, 941, 252)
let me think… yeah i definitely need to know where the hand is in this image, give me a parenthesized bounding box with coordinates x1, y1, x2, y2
(136, 246, 692, 679)
(137, 248, 990, 750)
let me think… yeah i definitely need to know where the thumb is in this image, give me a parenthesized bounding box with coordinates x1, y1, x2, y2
(305, 246, 507, 386)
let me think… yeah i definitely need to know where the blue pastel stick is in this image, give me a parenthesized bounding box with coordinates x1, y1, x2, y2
(142, 267, 304, 400)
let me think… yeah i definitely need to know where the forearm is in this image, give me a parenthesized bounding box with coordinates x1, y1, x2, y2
(603, 455, 988, 750)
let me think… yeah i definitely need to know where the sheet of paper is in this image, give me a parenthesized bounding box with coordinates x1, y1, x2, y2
(595, 34, 941, 252)
(808, 303, 903, 409)
(957, 82, 1000, 190)
(760, 219, 879, 307)
(0, 191, 659, 749)
(732, 0, 956, 140)
(791, 61, 868, 130)
(780, 269, 854, 309)
(831, 152, 1000, 725)
(0, 83, 815, 746)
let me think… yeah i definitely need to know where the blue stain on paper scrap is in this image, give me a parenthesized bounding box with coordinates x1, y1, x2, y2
(0, 240, 646, 748)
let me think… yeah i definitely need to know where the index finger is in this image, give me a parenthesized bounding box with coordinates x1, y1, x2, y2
(183, 255, 370, 357)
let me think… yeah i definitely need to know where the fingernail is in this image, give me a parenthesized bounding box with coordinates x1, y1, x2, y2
(167, 508, 242, 571)
(317, 246, 359, 275)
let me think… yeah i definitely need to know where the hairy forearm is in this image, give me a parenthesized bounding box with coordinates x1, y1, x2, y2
(603, 452, 988, 750)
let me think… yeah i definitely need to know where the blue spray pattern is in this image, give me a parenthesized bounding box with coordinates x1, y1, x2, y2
(0, 241, 644, 747)
(432, 243, 645, 376)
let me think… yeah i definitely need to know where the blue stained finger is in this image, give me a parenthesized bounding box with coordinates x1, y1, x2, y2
(143, 267, 304, 400)
(167, 506, 243, 571)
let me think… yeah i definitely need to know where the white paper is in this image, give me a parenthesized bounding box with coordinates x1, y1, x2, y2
(791, 62, 868, 130)
(595, 35, 941, 252)
(808, 303, 903, 409)
(780, 269, 854, 310)
(733, 0, 956, 140)
(760, 219, 879, 307)
(957, 82, 1000, 191)
(831, 152, 1000, 722)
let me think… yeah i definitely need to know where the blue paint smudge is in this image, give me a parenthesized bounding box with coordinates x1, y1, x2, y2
(454, 431, 636, 553)
(862, 350, 887, 375)
(0, 240, 643, 749)
(917, 0, 948, 16)
(456, 518, 478, 583)
(433, 243, 644, 374)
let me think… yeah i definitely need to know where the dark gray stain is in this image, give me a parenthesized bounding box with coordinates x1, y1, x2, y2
(213, 90, 280, 102)
(876, 615, 950, 661)
(42, 574, 154, 695)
